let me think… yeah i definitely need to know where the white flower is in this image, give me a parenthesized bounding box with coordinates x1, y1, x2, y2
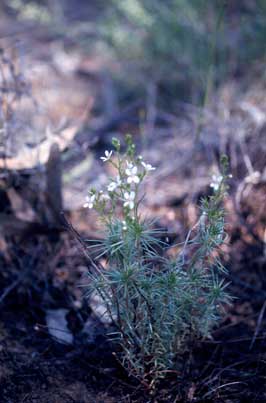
(210, 174, 223, 191)
(122, 220, 127, 231)
(141, 161, 156, 171)
(125, 162, 140, 184)
(100, 150, 113, 162)
(107, 176, 121, 192)
(123, 191, 135, 210)
(99, 191, 110, 201)
(107, 182, 117, 192)
(83, 194, 95, 209)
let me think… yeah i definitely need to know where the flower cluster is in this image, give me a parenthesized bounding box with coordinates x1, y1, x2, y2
(83, 135, 156, 224)
(210, 174, 223, 191)
(210, 172, 232, 192)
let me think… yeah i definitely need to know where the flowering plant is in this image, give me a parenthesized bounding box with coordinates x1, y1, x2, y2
(83, 135, 155, 229)
(84, 135, 231, 389)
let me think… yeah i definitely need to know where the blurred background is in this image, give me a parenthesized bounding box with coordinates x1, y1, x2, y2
(0, 1, 266, 401)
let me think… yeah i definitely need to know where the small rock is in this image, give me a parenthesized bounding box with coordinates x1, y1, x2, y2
(89, 292, 114, 324)
(46, 309, 73, 345)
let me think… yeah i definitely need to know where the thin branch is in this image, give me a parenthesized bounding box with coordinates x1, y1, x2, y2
(249, 299, 266, 350)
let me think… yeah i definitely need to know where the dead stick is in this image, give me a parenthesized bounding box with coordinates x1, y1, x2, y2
(249, 299, 266, 350)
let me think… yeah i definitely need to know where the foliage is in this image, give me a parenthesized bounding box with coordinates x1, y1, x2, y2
(84, 135, 231, 388)
(6, 1, 266, 103)
(98, 0, 266, 103)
